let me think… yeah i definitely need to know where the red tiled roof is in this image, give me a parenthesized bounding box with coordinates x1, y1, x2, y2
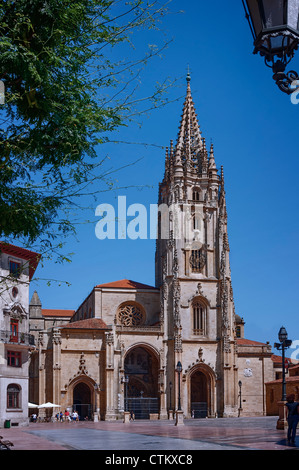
(95, 279, 157, 290)
(42, 309, 75, 317)
(271, 354, 292, 364)
(236, 338, 268, 347)
(63, 318, 108, 329)
(266, 376, 299, 385)
(0, 241, 41, 280)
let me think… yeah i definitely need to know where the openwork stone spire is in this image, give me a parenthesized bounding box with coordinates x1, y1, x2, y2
(174, 73, 203, 170)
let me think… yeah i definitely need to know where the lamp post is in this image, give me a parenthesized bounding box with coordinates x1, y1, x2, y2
(274, 326, 292, 430)
(238, 380, 243, 417)
(274, 326, 292, 401)
(169, 381, 173, 411)
(242, 0, 299, 94)
(176, 361, 182, 411)
(93, 383, 99, 422)
(175, 361, 184, 426)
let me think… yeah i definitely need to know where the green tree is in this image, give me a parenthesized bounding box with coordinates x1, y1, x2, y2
(0, 0, 174, 264)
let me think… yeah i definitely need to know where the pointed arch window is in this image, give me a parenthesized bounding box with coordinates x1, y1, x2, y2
(192, 188, 201, 202)
(192, 300, 207, 336)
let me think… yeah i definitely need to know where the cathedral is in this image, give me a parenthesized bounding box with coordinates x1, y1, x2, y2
(28, 75, 278, 422)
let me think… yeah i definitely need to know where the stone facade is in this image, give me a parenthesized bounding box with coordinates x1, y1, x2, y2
(236, 338, 273, 416)
(28, 77, 287, 421)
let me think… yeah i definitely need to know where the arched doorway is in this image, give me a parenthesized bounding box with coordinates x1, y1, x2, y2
(190, 370, 208, 418)
(124, 346, 159, 419)
(73, 382, 92, 420)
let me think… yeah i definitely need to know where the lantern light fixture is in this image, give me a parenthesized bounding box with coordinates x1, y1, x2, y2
(274, 326, 292, 402)
(242, 0, 299, 94)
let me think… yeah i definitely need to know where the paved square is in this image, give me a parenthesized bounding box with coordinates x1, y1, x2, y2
(1, 416, 299, 452)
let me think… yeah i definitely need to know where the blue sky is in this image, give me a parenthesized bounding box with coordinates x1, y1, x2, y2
(30, 1, 299, 357)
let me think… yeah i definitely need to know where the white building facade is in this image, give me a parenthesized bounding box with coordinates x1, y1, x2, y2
(0, 243, 40, 428)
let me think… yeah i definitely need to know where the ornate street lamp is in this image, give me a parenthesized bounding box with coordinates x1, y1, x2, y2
(94, 383, 98, 413)
(274, 326, 292, 401)
(169, 381, 173, 411)
(242, 0, 299, 94)
(176, 361, 182, 411)
(238, 380, 243, 417)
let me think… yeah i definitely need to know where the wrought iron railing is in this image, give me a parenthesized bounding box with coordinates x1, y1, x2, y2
(0, 330, 35, 346)
(125, 397, 159, 419)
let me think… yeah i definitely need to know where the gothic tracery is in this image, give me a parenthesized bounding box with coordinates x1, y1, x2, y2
(117, 303, 145, 327)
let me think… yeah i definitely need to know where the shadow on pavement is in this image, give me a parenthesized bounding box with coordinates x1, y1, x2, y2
(276, 438, 298, 449)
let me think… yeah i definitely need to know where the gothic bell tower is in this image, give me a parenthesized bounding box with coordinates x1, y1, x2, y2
(155, 73, 239, 418)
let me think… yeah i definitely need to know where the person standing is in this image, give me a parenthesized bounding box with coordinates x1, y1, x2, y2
(285, 394, 299, 445)
(64, 409, 70, 422)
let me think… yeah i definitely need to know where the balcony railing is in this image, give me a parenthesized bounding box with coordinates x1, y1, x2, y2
(0, 330, 35, 346)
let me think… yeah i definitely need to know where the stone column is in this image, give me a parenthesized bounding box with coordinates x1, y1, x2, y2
(93, 387, 100, 422)
(222, 354, 238, 417)
(104, 332, 117, 420)
(52, 328, 61, 408)
(158, 348, 168, 420)
(38, 332, 46, 419)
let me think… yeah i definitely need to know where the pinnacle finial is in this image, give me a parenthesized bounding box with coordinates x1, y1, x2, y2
(208, 141, 217, 171)
(186, 64, 191, 83)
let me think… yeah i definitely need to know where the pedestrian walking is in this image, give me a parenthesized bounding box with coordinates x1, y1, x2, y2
(72, 410, 79, 422)
(64, 409, 70, 422)
(285, 394, 299, 445)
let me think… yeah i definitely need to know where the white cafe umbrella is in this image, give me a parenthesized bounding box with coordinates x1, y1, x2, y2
(28, 402, 38, 408)
(38, 402, 60, 408)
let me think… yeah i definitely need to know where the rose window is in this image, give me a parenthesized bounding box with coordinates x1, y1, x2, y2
(117, 303, 145, 327)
